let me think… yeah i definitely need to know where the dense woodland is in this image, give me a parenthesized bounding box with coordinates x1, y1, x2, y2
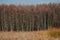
(0, 3, 60, 31)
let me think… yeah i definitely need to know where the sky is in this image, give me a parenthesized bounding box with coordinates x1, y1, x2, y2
(0, 0, 60, 5)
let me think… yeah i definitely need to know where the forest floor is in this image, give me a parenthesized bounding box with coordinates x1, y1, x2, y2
(0, 28, 60, 40)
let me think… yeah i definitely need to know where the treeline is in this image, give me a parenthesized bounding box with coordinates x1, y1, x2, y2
(0, 3, 60, 31)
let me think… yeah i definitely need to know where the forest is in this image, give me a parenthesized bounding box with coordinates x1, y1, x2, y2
(0, 3, 60, 31)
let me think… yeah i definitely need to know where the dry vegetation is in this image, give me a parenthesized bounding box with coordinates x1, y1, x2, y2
(0, 3, 60, 40)
(0, 28, 60, 40)
(0, 3, 60, 31)
(48, 28, 60, 38)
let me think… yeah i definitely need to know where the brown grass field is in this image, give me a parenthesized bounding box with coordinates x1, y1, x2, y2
(0, 28, 60, 40)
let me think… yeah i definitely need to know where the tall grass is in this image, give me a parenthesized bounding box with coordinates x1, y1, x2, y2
(48, 28, 60, 38)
